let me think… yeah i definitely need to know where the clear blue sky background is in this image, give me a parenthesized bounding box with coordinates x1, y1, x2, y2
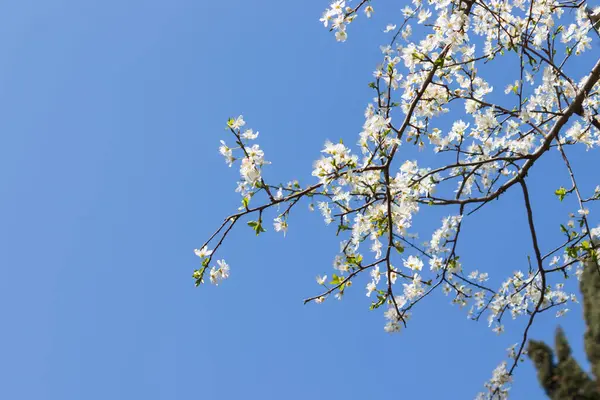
(1, 1, 598, 399)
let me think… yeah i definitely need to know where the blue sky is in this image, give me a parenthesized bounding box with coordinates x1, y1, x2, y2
(1, 1, 598, 399)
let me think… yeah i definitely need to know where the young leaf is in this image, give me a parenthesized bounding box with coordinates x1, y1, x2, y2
(555, 187, 567, 201)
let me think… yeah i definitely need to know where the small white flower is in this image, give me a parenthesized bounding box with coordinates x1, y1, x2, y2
(275, 187, 284, 200)
(240, 157, 261, 185)
(273, 217, 288, 236)
(504, 80, 519, 94)
(194, 246, 213, 258)
(556, 308, 569, 318)
(209, 266, 219, 285)
(370, 265, 382, 284)
(401, 6, 413, 17)
(366, 281, 377, 297)
(417, 9, 431, 24)
(316, 275, 327, 285)
(241, 129, 259, 140)
(335, 29, 348, 42)
(217, 259, 230, 279)
(403, 255, 423, 271)
(210, 260, 230, 285)
(570, 294, 578, 303)
(228, 115, 245, 130)
(219, 140, 234, 167)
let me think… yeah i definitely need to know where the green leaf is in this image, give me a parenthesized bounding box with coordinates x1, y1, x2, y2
(247, 220, 266, 235)
(193, 266, 207, 287)
(566, 246, 578, 259)
(555, 187, 567, 201)
(346, 254, 363, 266)
(336, 224, 350, 236)
(330, 274, 343, 286)
(370, 294, 387, 310)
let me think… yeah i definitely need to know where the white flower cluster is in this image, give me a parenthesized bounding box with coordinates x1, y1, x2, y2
(209, 259, 230, 285)
(220, 116, 269, 197)
(320, 0, 355, 42)
(312, 140, 358, 186)
(198, 0, 600, 398)
(476, 361, 511, 400)
(192, 246, 230, 286)
(430, 215, 462, 253)
(484, 271, 575, 333)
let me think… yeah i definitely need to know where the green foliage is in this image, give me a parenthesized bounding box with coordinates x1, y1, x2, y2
(555, 187, 568, 201)
(369, 291, 387, 310)
(329, 273, 343, 286)
(247, 219, 266, 235)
